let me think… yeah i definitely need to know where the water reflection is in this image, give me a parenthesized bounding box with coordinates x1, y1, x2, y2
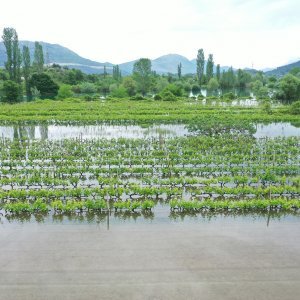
(0, 122, 299, 141)
(1, 209, 299, 227)
(190, 88, 253, 99)
(169, 210, 300, 225)
(0, 124, 188, 140)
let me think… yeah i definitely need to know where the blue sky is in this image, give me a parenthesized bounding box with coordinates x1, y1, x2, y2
(1, 0, 299, 69)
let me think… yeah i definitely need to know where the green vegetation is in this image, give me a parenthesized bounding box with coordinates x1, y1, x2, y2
(1, 27, 300, 105)
(196, 48, 205, 85)
(0, 27, 299, 220)
(0, 133, 299, 217)
(0, 99, 299, 125)
(170, 199, 300, 212)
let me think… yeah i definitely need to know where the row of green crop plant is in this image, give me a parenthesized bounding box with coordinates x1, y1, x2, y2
(1, 173, 298, 192)
(2, 198, 299, 216)
(0, 170, 300, 189)
(1, 145, 298, 164)
(3, 210, 155, 223)
(170, 198, 300, 212)
(0, 99, 298, 124)
(2, 199, 155, 215)
(1, 135, 298, 159)
(1, 161, 299, 179)
(1, 185, 299, 205)
(2, 162, 299, 178)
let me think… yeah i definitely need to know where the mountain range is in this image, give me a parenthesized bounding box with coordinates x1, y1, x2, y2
(265, 60, 300, 77)
(0, 41, 299, 76)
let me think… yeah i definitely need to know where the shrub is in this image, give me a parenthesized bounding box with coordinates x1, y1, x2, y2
(57, 84, 73, 99)
(222, 92, 236, 100)
(290, 100, 300, 115)
(30, 73, 59, 99)
(79, 82, 97, 94)
(2, 80, 22, 103)
(207, 78, 219, 91)
(130, 94, 145, 100)
(110, 86, 128, 98)
(160, 90, 177, 101)
(191, 84, 201, 94)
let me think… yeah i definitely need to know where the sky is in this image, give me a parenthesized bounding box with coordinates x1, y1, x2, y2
(0, 0, 300, 70)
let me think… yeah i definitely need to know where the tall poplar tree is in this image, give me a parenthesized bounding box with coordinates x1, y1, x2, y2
(113, 65, 121, 82)
(177, 62, 182, 79)
(196, 49, 205, 85)
(22, 45, 32, 100)
(33, 42, 44, 73)
(2, 28, 14, 80)
(2, 27, 21, 82)
(216, 64, 221, 82)
(206, 54, 214, 82)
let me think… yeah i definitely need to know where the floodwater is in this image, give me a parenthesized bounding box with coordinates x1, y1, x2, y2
(253, 122, 300, 138)
(0, 122, 299, 140)
(1, 207, 300, 300)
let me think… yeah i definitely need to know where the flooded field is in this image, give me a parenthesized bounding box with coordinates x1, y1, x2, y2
(0, 117, 299, 299)
(0, 122, 299, 140)
(1, 208, 300, 300)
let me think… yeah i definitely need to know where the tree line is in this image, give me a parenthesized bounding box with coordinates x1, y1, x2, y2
(0, 27, 300, 104)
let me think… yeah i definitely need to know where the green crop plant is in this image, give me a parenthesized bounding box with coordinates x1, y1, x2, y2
(141, 200, 155, 211)
(31, 199, 48, 213)
(4, 202, 31, 214)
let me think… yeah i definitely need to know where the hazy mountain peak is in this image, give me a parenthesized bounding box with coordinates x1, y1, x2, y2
(0, 41, 298, 76)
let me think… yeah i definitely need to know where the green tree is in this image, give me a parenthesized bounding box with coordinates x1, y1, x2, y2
(2, 80, 22, 103)
(207, 78, 219, 91)
(64, 69, 85, 85)
(196, 49, 205, 85)
(163, 83, 183, 97)
(0, 69, 8, 80)
(33, 42, 44, 73)
(276, 74, 300, 103)
(216, 64, 221, 82)
(57, 84, 73, 99)
(252, 80, 263, 96)
(122, 77, 137, 96)
(103, 65, 107, 78)
(30, 73, 59, 99)
(160, 90, 177, 101)
(110, 86, 128, 98)
(2, 27, 22, 83)
(256, 86, 269, 99)
(79, 82, 97, 94)
(290, 100, 300, 114)
(267, 76, 277, 89)
(220, 67, 236, 89)
(22, 45, 32, 101)
(236, 69, 252, 89)
(289, 67, 300, 77)
(206, 54, 214, 82)
(113, 65, 121, 82)
(177, 62, 182, 79)
(155, 77, 169, 94)
(133, 58, 152, 96)
(2, 28, 14, 79)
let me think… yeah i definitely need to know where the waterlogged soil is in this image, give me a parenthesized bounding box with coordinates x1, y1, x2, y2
(0, 122, 299, 140)
(0, 207, 300, 300)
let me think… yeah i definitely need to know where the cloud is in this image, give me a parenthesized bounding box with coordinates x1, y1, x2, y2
(0, 0, 299, 69)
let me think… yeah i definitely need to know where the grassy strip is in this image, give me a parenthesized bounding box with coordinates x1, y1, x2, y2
(0, 99, 297, 124)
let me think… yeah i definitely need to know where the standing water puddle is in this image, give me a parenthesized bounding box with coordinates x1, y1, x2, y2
(0, 122, 299, 140)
